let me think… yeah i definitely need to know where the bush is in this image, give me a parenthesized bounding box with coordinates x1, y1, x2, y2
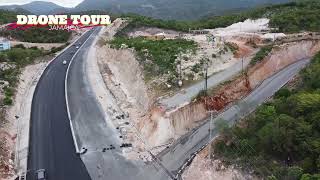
(0, 47, 45, 105)
(110, 37, 197, 78)
(0, 27, 71, 43)
(3, 97, 12, 105)
(4, 87, 14, 97)
(250, 45, 273, 65)
(225, 42, 239, 55)
(13, 44, 26, 49)
(274, 88, 291, 99)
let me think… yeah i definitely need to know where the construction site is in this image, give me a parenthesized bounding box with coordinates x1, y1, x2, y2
(1, 7, 320, 180)
(88, 17, 320, 178)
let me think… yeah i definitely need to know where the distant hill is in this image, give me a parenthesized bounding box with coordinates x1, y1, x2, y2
(0, 0, 292, 20)
(0, 1, 68, 15)
(75, 0, 292, 20)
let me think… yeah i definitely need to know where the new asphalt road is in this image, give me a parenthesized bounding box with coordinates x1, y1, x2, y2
(66, 27, 171, 180)
(27, 30, 95, 180)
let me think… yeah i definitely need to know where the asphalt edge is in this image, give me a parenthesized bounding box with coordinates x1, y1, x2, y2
(65, 28, 98, 153)
(16, 32, 87, 178)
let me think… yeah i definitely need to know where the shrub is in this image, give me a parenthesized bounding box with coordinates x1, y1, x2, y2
(110, 37, 197, 78)
(250, 45, 273, 65)
(3, 97, 12, 105)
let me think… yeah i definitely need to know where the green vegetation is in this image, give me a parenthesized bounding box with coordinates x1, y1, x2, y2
(0, 10, 71, 43)
(214, 52, 320, 179)
(110, 37, 197, 79)
(117, 13, 249, 34)
(250, 45, 274, 65)
(0, 27, 71, 43)
(0, 10, 16, 24)
(0, 47, 45, 105)
(118, 1, 320, 35)
(269, 1, 320, 32)
(225, 42, 239, 55)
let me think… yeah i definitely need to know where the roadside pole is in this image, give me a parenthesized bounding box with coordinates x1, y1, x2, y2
(208, 110, 214, 180)
(242, 57, 244, 75)
(208, 111, 213, 159)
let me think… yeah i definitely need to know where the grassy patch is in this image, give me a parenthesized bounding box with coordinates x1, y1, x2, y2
(110, 37, 197, 79)
(250, 45, 273, 65)
(0, 47, 46, 105)
(225, 42, 239, 55)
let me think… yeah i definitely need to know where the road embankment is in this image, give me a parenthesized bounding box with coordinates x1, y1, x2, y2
(142, 39, 320, 148)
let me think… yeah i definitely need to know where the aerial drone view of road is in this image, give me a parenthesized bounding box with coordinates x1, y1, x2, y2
(1, 0, 320, 180)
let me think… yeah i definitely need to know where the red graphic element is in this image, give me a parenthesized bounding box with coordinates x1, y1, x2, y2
(5, 18, 103, 31)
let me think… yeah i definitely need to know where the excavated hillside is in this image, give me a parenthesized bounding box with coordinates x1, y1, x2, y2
(140, 39, 320, 147)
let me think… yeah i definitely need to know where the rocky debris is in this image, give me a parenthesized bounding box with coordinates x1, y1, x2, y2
(0, 133, 15, 179)
(182, 147, 257, 180)
(0, 63, 15, 71)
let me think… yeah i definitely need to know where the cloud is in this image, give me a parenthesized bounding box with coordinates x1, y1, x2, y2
(0, 0, 83, 8)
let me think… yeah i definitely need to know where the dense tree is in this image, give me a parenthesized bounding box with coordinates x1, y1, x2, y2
(117, 1, 320, 35)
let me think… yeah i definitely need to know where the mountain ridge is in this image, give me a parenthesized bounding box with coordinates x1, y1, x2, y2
(0, 0, 292, 20)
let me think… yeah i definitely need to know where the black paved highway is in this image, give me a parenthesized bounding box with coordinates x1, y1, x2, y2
(27, 29, 95, 180)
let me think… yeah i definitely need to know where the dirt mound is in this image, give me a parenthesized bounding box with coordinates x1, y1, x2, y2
(203, 76, 251, 111)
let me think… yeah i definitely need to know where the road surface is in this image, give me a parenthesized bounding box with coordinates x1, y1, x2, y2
(27, 30, 94, 180)
(157, 59, 310, 177)
(159, 56, 253, 110)
(66, 27, 171, 180)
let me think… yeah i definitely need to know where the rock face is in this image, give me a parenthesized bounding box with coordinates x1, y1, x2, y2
(182, 147, 257, 180)
(140, 39, 320, 147)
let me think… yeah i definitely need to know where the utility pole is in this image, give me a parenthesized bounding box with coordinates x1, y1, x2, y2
(208, 110, 213, 160)
(179, 60, 182, 80)
(242, 56, 244, 75)
(205, 64, 208, 94)
(208, 110, 215, 180)
(177, 49, 183, 87)
(202, 56, 209, 94)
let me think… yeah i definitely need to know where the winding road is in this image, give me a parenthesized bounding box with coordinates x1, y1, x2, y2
(157, 58, 310, 177)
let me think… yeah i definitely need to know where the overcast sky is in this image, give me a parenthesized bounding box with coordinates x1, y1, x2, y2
(0, 0, 83, 8)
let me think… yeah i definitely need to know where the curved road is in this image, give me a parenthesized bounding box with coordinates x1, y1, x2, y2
(27, 30, 95, 180)
(157, 59, 310, 178)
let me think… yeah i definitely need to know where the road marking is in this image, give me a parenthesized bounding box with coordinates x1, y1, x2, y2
(19, 30, 90, 177)
(65, 28, 98, 153)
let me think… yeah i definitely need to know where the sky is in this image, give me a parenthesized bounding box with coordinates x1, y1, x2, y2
(0, 0, 83, 8)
